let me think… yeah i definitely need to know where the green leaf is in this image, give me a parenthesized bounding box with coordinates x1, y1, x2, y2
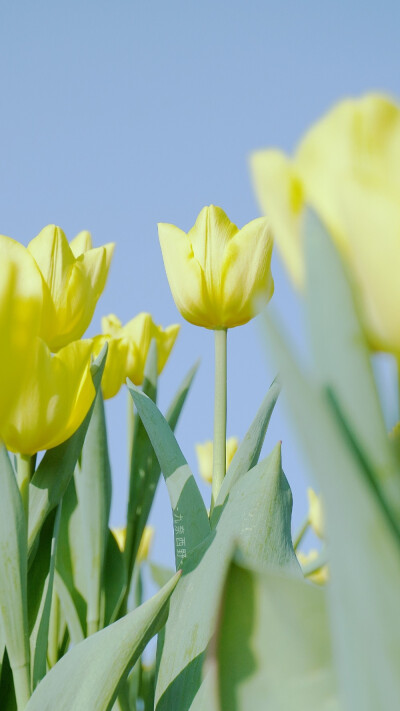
(102, 530, 127, 626)
(25, 573, 180, 711)
(125, 354, 199, 582)
(28, 345, 108, 555)
(55, 477, 87, 637)
(216, 558, 340, 711)
(155, 443, 299, 711)
(0, 445, 31, 709)
(211, 376, 280, 527)
(265, 314, 400, 709)
(305, 209, 400, 532)
(127, 384, 210, 569)
(54, 572, 84, 645)
(74, 389, 111, 635)
(149, 563, 174, 589)
(30, 505, 61, 689)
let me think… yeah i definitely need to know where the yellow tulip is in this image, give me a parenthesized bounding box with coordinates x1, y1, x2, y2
(92, 312, 180, 399)
(1, 338, 95, 455)
(112, 525, 154, 562)
(297, 549, 329, 585)
(196, 437, 239, 485)
(251, 93, 400, 353)
(28, 225, 115, 351)
(0, 235, 44, 428)
(307, 487, 324, 539)
(158, 205, 274, 329)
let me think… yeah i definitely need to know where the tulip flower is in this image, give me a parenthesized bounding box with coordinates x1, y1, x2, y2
(92, 313, 180, 399)
(1, 338, 95, 455)
(196, 437, 239, 485)
(251, 93, 400, 354)
(307, 488, 324, 539)
(0, 235, 44, 428)
(112, 525, 154, 562)
(158, 205, 274, 330)
(27, 225, 114, 351)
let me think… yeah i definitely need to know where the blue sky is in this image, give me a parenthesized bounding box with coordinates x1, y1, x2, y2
(1, 0, 399, 568)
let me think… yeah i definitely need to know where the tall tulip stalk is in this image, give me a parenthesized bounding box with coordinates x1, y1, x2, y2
(1, 92, 400, 711)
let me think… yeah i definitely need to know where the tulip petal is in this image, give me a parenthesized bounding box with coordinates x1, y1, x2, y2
(0, 235, 44, 427)
(3, 339, 95, 455)
(221, 217, 274, 327)
(159, 223, 215, 327)
(251, 149, 305, 288)
(69, 230, 93, 257)
(188, 205, 238, 303)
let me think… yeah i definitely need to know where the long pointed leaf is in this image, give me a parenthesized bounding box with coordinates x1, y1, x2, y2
(211, 376, 280, 527)
(75, 389, 111, 635)
(26, 573, 180, 711)
(127, 384, 210, 569)
(0, 445, 30, 708)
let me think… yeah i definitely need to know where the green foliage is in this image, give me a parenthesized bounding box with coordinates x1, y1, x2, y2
(25, 573, 180, 711)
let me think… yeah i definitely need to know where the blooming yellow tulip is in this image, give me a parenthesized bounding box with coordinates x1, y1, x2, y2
(251, 94, 400, 353)
(196, 437, 239, 484)
(112, 525, 154, 562)
(28, 225, 114, 351)
(92, 313, 180, 399)
(158, 205, 274, 329)
(307, 487, 324, 539)
(0, 235, 44, 428)
(297, 549, 329, 585)
(1, 338, 95, 455)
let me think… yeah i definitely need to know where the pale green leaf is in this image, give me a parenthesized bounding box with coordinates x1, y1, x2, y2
(26, 573, 180, 711)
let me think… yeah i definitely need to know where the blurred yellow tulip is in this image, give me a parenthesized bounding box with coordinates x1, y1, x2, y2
(307, 487, 325, 539)
(158, 205, 274, 329)
(0, 235, 44, 428)
(297, 549, 329, 585)
(112, 525, 154, 563)
(92, 312, 180, 399)
(1, 338, 95, 455)
(196, 437, 239, 484)
(28, 225, 114, 351)
(251, 94, 400, 353)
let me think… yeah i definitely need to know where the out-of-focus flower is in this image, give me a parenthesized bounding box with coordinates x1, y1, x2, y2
(1, 339, 95, 455)
(28, 225, 114, 351)
(112, 525, 154, 563)
(158, 205, 274, 329)
(297, 549, 329, 585)
(0, 235, 44, 428)
(196, 437, 239, 485)
(307, 487, 324, 539)
(92, 313, 179, 399)
(251, 94, 400, 354)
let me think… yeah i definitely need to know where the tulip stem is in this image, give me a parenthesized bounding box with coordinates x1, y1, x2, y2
(16, 454, 32, 519)
(211, 328, 227, 512)
(293, 515, 310, 550)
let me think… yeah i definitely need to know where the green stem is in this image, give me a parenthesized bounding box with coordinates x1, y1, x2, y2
(13, 662, 31, 710)
(211, 329, 227, 512)
(293, 515, 310, 550)
(16, 454, 32, 519)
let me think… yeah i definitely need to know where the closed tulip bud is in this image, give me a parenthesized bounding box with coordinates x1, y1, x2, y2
(251, 94, 400, 354)
(158, 205, 274, 329)
(28, 225, 114, 351)
(92, 312, 180, 399)
(1, 338, 95, 455)
(307, 488, 325, 539)
(196, 437, 239, 485)
(0, 234, 44, 428)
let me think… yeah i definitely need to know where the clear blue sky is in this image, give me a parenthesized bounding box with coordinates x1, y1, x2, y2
(1, 0, 399, 569)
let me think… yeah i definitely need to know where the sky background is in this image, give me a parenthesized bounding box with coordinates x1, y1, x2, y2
(0, 0, 399, 570)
